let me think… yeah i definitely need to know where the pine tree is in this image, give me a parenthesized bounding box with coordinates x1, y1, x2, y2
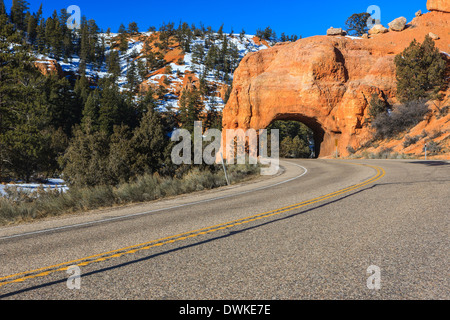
(395, 35, 446, 103)
(35, 3, 42, 21)
(178, 88, 204, 132)
(217, 24, 224, 38)
(136, 58, 147, 82)
(42, 76, 81, 136)
(192, 43, 205, 67)
(36, 18, 46, 53)
(345, 12, 371, 36)
(119, 33, 129, 52)
(118, 23, 126, 34)
(239, 29, 245, 41)
(126, 59, 138, 93)
(59, 9, 74, 61)
(128, 21, 139, 34)
(0, 0, 6, 17)
(98, 81, 121, 135)
(118, 23, 129, 52)
(0, 14, 51, 181)
(107, 50, 121, 78)
(26, 12, 37, 44)
(74, 74, 91, 106)
(10, 0, 29, 31)
(131, 108, 167, 175)
(108, 124, 134, 183)
(62, 122, 111, 186)
(81, 89, 101, 131)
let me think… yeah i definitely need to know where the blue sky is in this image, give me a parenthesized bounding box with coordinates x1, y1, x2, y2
(8, 0, 429, 37)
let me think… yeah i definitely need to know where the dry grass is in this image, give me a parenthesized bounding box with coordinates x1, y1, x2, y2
(0, 164, 260, 226)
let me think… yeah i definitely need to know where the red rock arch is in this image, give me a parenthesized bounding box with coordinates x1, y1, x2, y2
(222, 11, 450, 157)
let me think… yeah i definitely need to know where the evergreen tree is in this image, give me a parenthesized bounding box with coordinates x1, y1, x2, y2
(118, 23, 126, 34)
(35, 3, 42, 21)
(42, 76, 81, 136)
(97, 78, 124, 135)
(107, 50, 121, 78)
(35, 17, 46, 53)
(345, 12, 371, 36)
(26, 13, 37, 44)
(178, 88, 204, 132)
(239, 29, 245, 41)
(59, 9, 74, 60)
(126, 59, 138, 93)
(131, 108, 167, 176)
(217, 24, 224, 38)
(119, 33, 129, 52)
(137, 87, 158, 116)
(10, 0, 29, 31)
(108, 124, 134, 183)
(192, 43, 205, 67)
(128, 21, 139, 34)
(81, 89, 101, 131)
(0, 14, 52, 181)
(395, 35, 446, 103)
(62, 122, 111, 186)
(367, 93, 389, 121)
(74, 74, 91, 107)
(0, 0, 6, 17)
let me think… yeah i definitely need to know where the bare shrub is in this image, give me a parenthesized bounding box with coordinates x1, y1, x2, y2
(372, 100, 429, 139)
(426, 141, 441, 155)
(403, 135, 420, 148)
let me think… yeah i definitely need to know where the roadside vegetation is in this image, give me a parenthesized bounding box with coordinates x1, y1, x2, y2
(0, 4, 268, 225)
(357, 35, 448, 157)
(0, 163, 259, 226)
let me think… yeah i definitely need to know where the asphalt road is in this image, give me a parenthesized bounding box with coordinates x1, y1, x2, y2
(0, 159, 448, 300)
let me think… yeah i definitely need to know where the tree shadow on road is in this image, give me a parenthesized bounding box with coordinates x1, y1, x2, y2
(407, 161, 450, 167)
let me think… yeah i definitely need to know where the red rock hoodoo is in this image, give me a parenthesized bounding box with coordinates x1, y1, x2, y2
(222, 6, 450, 157)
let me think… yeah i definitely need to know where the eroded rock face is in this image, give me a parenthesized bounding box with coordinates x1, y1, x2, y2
(222, 11, 449, 157)
(427, 0, 450, 12)
(34, 59, 64, 77)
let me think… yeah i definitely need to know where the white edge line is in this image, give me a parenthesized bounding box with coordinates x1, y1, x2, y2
(0, 162, 307, 241)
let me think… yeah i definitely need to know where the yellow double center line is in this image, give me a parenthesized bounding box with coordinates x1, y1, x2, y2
(0, 163, 385, 288)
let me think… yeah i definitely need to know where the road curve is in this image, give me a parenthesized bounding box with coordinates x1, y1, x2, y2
(0, 159, 448, 299)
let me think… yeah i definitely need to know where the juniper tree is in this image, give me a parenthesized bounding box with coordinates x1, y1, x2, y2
(394, 35, 446, 103)
(130, 107, 168, 176)
(62, 122, 111, 187)
(345, 12, 371, 36)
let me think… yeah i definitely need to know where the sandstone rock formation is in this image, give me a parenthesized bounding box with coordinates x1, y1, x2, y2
(34, 59, 64, 77)
(429, 32, 440, 40)
(327, 27, 346, 36)
(388, 17, 407, 31)
(427, 0, 450, 12)
(222, 10, 449, 158)
(368, 24, 388, 35)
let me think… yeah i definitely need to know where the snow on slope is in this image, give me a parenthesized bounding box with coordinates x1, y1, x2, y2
(38, 32, 272, 112)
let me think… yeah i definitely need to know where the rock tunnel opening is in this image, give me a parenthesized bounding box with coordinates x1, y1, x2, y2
(267, 114, 325, 159)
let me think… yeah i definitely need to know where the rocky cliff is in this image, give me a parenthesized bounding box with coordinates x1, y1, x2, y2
(222, 7, 449, 158)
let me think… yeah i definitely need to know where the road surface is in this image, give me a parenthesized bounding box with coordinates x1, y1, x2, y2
(0, 159, 448, 299)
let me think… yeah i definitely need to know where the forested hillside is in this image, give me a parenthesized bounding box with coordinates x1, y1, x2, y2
(0, 1, 301, 186)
